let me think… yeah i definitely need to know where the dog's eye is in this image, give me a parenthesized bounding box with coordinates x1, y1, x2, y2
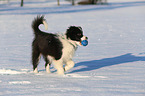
(77, 33, 82, 36)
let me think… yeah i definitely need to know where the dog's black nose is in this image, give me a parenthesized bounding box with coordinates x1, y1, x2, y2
(86, 37, 88, 40)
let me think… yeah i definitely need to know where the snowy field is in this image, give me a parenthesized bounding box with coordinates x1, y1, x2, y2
(0, 0, 145, 96)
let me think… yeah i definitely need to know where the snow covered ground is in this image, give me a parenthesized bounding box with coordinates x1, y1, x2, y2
(0, 0, 145, 96)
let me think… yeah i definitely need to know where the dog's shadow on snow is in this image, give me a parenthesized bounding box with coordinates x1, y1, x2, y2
(71, 53, 145, 73)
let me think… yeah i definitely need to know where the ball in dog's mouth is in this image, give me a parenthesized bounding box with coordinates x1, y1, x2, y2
(81, 40, 88, 46)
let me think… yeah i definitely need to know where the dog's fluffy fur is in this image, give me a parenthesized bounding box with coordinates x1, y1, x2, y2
(31, 16, 88, 75)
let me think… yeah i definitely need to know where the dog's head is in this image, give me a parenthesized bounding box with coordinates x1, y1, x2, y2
(66, 26, 88, 46)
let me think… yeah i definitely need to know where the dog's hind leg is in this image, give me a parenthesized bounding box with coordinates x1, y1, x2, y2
(32, 46, 40, 73)
(45, 57, 51, 73)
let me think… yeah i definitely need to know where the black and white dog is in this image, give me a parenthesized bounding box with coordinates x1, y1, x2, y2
(32, 16, 88, 75)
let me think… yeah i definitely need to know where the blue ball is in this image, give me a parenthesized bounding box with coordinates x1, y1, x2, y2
(81, 40, 88, 46)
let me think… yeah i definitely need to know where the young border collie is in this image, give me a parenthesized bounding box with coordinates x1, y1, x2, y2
(32, 16, 88, 75)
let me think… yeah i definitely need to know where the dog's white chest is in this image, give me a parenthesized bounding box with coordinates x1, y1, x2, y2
(60, 38, 77, 62)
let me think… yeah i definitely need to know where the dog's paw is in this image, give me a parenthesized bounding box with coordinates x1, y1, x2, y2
(57, 71, 65, 75)
(46, 69, 51, 74)
(33, 68, 39, 73)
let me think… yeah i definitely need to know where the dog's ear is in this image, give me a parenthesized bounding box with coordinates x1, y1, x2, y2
(66, 26, 77, 39)
(66, 26, 72, 39)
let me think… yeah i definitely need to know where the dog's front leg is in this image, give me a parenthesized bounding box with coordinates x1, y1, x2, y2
(64, 60, 75, 72)
(53, 60, 64, 75)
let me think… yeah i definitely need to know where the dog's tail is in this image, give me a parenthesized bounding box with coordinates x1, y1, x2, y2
(32, 15, 48, 35)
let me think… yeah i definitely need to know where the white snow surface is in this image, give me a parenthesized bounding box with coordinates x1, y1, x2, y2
(0, 0, 145, 96)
